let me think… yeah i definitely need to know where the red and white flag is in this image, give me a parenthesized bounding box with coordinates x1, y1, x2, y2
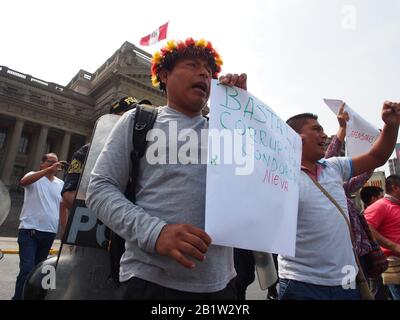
(140, 22, 169, 46)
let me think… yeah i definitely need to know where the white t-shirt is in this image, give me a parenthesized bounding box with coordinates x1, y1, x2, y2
(278, 157, 358, 286)
(19, 172, 64, 233)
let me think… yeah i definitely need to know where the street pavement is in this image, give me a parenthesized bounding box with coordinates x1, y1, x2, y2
(0, 253, 19, 300)
(0, 237, 267, 300)
(0, 237, 61, 300)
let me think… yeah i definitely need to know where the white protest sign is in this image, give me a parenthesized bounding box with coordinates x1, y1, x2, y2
(324, 99, 380, 157)
(205, 80, 302, 256)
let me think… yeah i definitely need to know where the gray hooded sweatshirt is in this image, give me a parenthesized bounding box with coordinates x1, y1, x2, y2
(86, 106, 235, 292)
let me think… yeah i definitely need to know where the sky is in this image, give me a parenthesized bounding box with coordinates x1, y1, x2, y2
(1, 0, 399, 171)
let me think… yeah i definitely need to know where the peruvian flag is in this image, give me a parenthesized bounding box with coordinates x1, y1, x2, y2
(140, 22, 169, 46)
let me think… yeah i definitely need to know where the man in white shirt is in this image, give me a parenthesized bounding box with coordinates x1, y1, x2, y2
(12, 153, 64, 300)
(279, 101, 400, 300)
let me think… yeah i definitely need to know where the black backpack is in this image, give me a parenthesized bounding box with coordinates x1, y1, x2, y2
(109, 104, 158, 285)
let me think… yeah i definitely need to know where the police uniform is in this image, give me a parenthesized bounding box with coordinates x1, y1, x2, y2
(60, 96, 149, 196)
(61, 144, 89, 195)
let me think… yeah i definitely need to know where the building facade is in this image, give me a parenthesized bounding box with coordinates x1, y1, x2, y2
(388, 158, 400, 176)
(364, 171, 386, 191)
(0, 42, 166, 190)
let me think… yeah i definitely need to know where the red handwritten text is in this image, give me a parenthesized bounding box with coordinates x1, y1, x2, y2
(263, 169, 289, 192)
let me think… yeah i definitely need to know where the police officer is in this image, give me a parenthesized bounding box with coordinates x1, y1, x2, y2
(60, 97, 149, 224)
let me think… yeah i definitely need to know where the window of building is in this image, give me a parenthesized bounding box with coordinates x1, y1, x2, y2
(0, 131, 6, 150)
(18, 136, 29, 154)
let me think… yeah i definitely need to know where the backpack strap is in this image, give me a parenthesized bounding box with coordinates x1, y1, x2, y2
(302, 171, 374, 300)
(108, 104, 158, 286)
(126, 104, 158, 202)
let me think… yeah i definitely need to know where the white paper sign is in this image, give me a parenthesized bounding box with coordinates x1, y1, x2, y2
(205, 80, 302, 256)
(324, 99, 380, 157)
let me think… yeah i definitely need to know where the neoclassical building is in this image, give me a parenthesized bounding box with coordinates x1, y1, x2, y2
(0, 42, 166, 190)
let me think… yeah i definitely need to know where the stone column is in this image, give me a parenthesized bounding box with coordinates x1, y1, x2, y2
(56, 131, 72, 179)
(26, 129, 40, 171)
(59, 131, 71, 162)
(1, 118, 25, 185)
(31, 125, 49, 170)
